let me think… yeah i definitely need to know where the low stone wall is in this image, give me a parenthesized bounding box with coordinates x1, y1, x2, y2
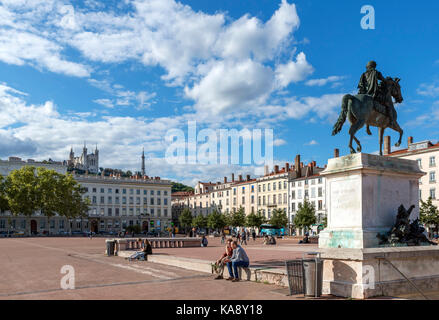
(321, 246, 439, 299)
(116, 251, 290, 287)
(112, 237, 202, 255)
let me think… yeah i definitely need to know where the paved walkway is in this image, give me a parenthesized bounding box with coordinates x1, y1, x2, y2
(152, 236, 320, 269)
(0, 237, 326, 300)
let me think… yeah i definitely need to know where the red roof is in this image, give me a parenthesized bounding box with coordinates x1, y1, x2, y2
(387, 142, 439, 156)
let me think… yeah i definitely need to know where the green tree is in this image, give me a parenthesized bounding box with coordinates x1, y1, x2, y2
(230, 207, 246, 228)
(321, 214, 328, 229)
(126, 224, 141, 234)
(270, 209, 288, 228)
(420, 197, 439, 236)
(4, 166, 40, 235)
(192, 213, 207, 229)
(0, 175, 9, 212)
(294, 199, 317, 232)
(207, 210, 227, 231)
(179, 208, 193, 234)
(246, 210, 266, 229)
(36, 168, 61, 234)
(171, 182, 194, 193)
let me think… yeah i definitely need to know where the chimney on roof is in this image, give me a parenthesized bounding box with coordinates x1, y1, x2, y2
(312, 161, 316, 167)
(232, 173, 235, 182)
(264, 165, 269, 175)
(384, 136, 391, 155)
(239, 174, 243, 182)
(334, 148, 340, 158)
(247, 174, 251, 181)
(408, 136, 413, 146)
(274, 165, 279, 174)
(295, 155, 301, 178)
(285, 163, 290, 172)
(224, 177, 227, 183)
(300, 162, 304, 168)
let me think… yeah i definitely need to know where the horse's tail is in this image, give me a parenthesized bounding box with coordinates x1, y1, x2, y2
(332, 94, 353, 136)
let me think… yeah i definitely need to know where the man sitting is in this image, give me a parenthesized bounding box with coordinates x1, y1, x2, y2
(225, 241, 250, 282)
(201, 235, 208, 247)
(299, 234, 310, 244)
(212, 238, 233, 280)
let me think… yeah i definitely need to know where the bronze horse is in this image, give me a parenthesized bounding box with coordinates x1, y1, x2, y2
(332, 77, 403, 156)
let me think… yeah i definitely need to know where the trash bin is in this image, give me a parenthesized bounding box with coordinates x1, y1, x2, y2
(302, 253, 323, 297)
(106, 240, 115, 256)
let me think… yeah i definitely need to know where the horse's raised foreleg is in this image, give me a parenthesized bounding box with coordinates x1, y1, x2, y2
(390, 121, 403, 147)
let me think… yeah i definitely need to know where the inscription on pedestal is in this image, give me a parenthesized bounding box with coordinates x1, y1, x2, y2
(330, 178, 361, 228)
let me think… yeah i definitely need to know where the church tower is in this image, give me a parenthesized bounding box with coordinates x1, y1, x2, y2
(82, 141, 88, 167)
(141, 148, 145, 176)
(69, 147, 74, 162)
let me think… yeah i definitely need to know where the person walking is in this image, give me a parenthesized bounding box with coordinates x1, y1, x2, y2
(241, 230, 247, 245)
(252, 229, 256, 242)
(221, 231, 226, 244)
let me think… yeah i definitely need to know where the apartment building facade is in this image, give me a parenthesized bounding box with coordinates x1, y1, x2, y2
(171, 155, 327, 234)
(77, 175, 172, 233)
(386, 136, 439, 207)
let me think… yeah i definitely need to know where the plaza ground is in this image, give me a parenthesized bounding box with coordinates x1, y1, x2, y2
(1, 236, 437, 300)
(0, 236, 326, 300)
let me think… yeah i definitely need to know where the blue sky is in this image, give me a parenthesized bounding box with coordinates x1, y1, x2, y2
(0, 0, 438, 185)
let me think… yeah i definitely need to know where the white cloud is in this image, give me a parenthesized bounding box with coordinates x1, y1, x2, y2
(93, 98, 114, 109)
(417, 83, 439, 97)
(274, 139, 287, 146)
(0, 29, 90, 77)
(305, 140, 319, 146)
(275, 52, 314, 89)
(0, 0, 315, 120)
(185, 59, 274, 115)
(306, 75, 345, 87)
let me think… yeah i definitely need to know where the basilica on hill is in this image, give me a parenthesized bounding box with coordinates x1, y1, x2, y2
(64, 142, 99, 174)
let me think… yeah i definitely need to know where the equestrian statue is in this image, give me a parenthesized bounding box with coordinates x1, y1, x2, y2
(332, 61, 404, 156)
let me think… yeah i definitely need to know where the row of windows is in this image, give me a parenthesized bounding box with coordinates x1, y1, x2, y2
(84, 187, 168, 196)
(291, 178, 323, 188)
(291, 200, 323, 212)
(88, 196, 169, 205)
(89, 207, 169, 217)
(420, 189, 437, 200)
(0, 219, 63, 229)
(291, 187, 323, 200)
(417, 156, 436, 169)
(257, 194, 288, 205)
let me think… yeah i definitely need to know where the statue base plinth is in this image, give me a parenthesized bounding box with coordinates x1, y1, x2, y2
(318, 153, 424, 249)
(317, 153, 439, 298)
(320, 246, 439, 299)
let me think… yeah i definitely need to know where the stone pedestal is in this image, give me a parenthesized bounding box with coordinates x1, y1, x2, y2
(318, 153, 439, 299)
(319, 153, 424, 249)
(320, 246, 439, 299)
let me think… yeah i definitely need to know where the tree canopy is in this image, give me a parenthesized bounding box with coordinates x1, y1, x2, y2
(179, 208, 193, 231)
(420, 197, 439, 233)
(230, 207, 246, 227)
(246, 210, 266, 228)
(294, 199, 317, 229)
(207, 210, 227, 230)
(269, 209, 288, 228)
(192, 213, 208, 229)
(0, 167, 90, 233)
